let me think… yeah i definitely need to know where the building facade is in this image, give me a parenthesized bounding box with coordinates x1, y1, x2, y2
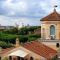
(1, 41, 57, 60)
(41, 9, 60, 40)
(0, 26, 15, 30)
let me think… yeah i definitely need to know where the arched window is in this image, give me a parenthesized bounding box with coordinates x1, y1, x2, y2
(50, 25, 55, 40)
(30, 57, 34, 60)
(50, 25, 55, 35)
(56, 43, 59, 48)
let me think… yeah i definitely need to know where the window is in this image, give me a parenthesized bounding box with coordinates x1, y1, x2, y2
(50, 25, 55, 40)
(0, 57, 1, 60)
(17, 56, 20, 60)
(9, 56, 12, 60)
(50, 25, 55, 35)
(30, 57, 34, 60)
(56, 43, 59, 48)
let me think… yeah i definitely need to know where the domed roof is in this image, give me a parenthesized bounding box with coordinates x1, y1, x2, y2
(41, 9, 60, 21)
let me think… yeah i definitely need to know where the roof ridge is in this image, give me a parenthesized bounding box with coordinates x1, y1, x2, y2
(41, 10, 60, 21)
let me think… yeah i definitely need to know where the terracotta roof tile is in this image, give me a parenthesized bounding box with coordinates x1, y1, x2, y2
(41, 9, 60, 21)
(0, 47, 15, 56)
(23, 41, 57, 59)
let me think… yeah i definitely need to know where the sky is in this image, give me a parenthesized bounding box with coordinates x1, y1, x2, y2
(0, 0, 60, 27)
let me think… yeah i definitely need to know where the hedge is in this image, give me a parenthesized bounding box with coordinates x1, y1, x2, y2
(0, 33, 40, 44)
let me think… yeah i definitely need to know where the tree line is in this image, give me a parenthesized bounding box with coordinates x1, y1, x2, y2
(0, 26, 41, 48)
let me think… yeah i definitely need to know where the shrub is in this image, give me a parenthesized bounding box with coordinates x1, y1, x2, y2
(18, 35, 28, 43)
(28, 37, 37, 42)
(0, 41, 12, 48)
(28, 34, 40, 38)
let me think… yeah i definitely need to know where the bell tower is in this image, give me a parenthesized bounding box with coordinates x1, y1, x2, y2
(41, 5, 60, 40)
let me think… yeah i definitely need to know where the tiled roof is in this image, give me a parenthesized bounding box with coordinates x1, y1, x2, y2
(0, 47, 15, 56)
(41, 9, 60, 21)
(23, 41, 57, 59)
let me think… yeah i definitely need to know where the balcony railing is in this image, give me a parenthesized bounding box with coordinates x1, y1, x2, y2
(37, 38, 60, 42)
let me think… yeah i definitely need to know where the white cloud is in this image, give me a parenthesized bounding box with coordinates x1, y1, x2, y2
(8, 11, 16, 16)
(10, 17, 40, 26)
(0, 15, 11, 26)
(0, 0, 60, 26)
(4, 0, 28, 12)
(51, 0, 57, 6)
(0, 15, 40, 26)
(2, 0, 28, 17)
(6, 0, 12, 3)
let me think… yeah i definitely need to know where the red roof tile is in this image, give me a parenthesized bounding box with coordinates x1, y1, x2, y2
(41, 9, 60, 21)
(0, 47, 15, 56)
(23, 41, 57, 59)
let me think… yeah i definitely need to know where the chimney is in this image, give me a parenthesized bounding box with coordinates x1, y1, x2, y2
(15, 38, 20, 47)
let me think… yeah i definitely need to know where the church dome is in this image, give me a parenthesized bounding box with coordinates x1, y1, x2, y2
(41, 9, 60, 21)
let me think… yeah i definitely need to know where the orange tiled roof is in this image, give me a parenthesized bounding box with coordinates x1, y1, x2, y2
(41, 9, 60, 21)
(23, 41, 57, 59)
(0, 47, 15, 56)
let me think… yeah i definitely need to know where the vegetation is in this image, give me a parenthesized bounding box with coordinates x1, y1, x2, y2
(2, 26, 41, 35)
(0, 41, 12, 48)
(0, 26, 41, 48)
(0, 33, 40, 44)
(18, 26, 41, 35)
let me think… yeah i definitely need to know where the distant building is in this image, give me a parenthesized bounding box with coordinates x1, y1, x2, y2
(0, 25, 15, 30)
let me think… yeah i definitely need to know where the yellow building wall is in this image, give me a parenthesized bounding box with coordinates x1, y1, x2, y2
(41, 21, 60, 40)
